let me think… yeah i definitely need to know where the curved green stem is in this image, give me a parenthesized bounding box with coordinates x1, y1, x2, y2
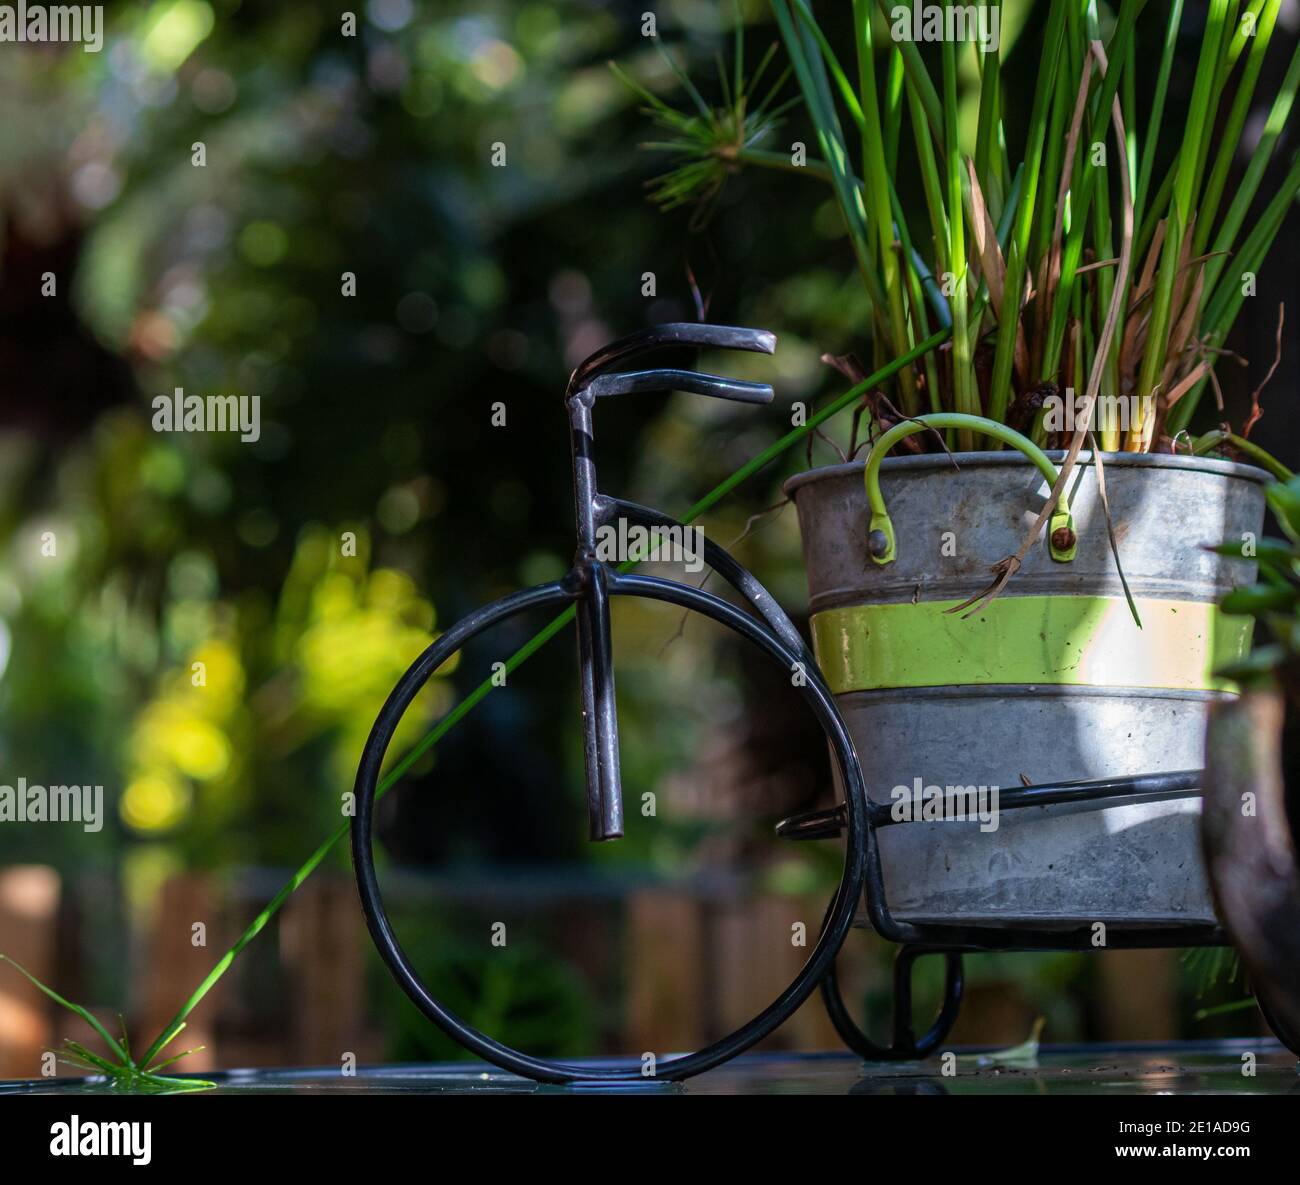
(734, 147, 835, 184)
(863, 413, 1076, 564)
(1191, 430, 1294, 482)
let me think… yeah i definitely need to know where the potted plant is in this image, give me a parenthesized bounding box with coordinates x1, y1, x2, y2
(1202, 475, 1300, 1052)
(618, 2, 1299, 924)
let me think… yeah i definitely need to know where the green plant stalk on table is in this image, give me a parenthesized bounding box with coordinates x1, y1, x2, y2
(0, 956, 212, 1092)
(617, 1, 1300, 458)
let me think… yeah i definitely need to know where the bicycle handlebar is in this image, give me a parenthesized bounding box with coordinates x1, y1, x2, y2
(585, 367, 774, 405)
(567, 322, 776, 395)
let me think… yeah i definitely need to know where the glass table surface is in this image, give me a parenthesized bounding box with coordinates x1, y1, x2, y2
(2, 1039, 1295, 1095)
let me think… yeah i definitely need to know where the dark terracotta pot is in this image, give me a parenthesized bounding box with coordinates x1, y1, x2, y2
(1202, 689, 1300, 1054)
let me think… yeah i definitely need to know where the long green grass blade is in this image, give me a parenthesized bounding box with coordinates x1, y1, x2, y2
(1185, 0, 1240, 210)
(986, 0, 1067, 425)
(874, 0, 944, 152)
(888, 177, 947, 414)
(1168, 150, 1300, 435)
(1224, 0, 1266, 69)
(1040, 2, 1142, 385)
(941, 37, 976, 443)
(900, 42, 949, 270)
(1, 955, 130, 1065)
(1121, 24, 1137, 191)
(974, 1, 1003, 219)
(1201, 33, 1300, 299)
(792, 0, 865, 128)
(772, 0, 889, 326)
(850, 0, 918, 410)
(1195, 0, 1280, 257)
(1030, 48, 1074, 283)
(1204, 151, 1300, 334)
(1131, 0, 1231, 449)
(884, 45, 904, 173)
(1133, 0, 1183, 242)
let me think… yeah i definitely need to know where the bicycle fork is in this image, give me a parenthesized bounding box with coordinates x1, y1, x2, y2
(576, 563, 623, 840)
(568, 389, 624, 840)
(562, 322, 778, 842)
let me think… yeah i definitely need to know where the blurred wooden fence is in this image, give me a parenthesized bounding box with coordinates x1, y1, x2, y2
(0, 864, 1230, 1079)
(0, 867, 61, 1077)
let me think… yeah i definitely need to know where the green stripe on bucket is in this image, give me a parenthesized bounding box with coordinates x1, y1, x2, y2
(809, 596, 1252, 694)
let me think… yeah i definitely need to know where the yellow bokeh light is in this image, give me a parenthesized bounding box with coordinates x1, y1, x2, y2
(169, 716, 231, 780)
(132, 701, 231, 781)
(186, 639, 245, 712)
(121, 772, 190, 833)
(139, 0, 215, 72)
(367, 568, 416, 611)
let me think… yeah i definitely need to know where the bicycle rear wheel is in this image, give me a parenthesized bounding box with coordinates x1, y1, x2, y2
(351, 572, 866, 1083)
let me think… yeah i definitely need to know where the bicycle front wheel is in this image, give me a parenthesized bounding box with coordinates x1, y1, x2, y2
(351, 572, 867, 1083)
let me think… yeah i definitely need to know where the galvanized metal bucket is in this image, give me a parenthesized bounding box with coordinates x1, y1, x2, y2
(784, 451, 1268, 927)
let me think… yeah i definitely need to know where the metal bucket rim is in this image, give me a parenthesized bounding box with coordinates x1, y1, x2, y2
(782, 449, 1272, 497)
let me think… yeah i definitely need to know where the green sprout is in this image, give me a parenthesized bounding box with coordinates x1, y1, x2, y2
(0, 956, 213, 1093)
(1182, 945, 1249, 1021)
(609, 24, 796, 229)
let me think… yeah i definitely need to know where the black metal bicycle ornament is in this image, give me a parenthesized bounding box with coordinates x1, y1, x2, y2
(350, 324, 1298, 1085)
(351, 324, 867, 1083)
